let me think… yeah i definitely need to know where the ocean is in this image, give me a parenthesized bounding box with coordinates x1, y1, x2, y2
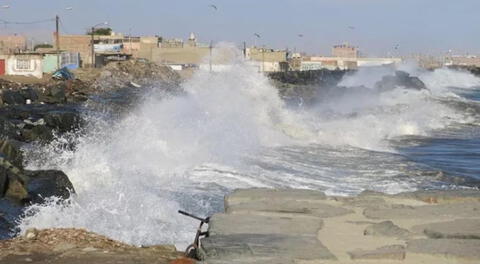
(17, 57, 480, 248)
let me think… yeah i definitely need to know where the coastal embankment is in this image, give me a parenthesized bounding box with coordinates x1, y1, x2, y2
(200, 188, 480, 264)
(0, 60, 180, 240)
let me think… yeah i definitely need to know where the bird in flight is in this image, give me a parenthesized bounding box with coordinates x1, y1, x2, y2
(298, 34, 304, 37)
(348, 26, 355, 30)
(1, 5, 10, 9)
(65, 7, 73, 10)
(254, 33, 261, 38)
(209, 4, 217, 11)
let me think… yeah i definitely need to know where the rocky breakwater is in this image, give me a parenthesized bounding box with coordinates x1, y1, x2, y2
(200, 188, 480, 264)
(0, 60, 181, 239)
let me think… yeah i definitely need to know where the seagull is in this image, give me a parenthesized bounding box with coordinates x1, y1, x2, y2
(209, 4, 217, 11)
(298, 34, 304, 38)
(394, 44, 400, 50)
(65, 7, 73, 10)
(254, 33, 261, 38)
(1, 5, 10, 9)
(348, 26, 355, 30)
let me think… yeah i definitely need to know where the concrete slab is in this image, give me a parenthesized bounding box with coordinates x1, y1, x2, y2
(208, 213, 323, 236)
(412, 219, 480, 239)
(364, 202, 480, 220)
(407, 239, 480, 260)
(200, 234, 336, 262)
(364, 220, 410, 238)
(348, 245, 406, 260)
(228, 200, 353, 218)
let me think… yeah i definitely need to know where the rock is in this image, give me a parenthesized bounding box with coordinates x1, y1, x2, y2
(19, 88, 39, 102)
(5, 178, 28, 201)
(0, 138, 24, 169)
(24, 228, 39, 240)
(200, 233, 336, 262)
(209, 213, 323, 236)
(364, 220, 410, 238)
(25, 170, 75, 203)
(44, 110, 79, 133)
(0, 161, 7, 197)
(407, 239, 480, 260)
(348, 245, 406, 260)
(413, 219, 480, 239)
(21, 125, 54, 142)
(1, 90, 24, 105)
(375, 71, 427, 92)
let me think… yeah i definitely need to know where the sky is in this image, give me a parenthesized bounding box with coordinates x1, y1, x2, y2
(0, 0, 479, 56)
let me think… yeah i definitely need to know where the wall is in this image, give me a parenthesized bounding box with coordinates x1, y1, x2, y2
(57, 35, 92, 67)
(0, 35, 27, 54)
(6, 54, 43, 78)
(246, 48, 287, 62)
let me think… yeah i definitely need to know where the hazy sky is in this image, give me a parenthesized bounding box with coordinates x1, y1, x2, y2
(0, 0, 478, 56)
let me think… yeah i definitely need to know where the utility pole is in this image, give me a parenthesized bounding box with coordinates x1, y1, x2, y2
(91, 26, 95, 67)
(55, 15, 60, 70)
(243, 41, 246, 59)
(209, 40, 212, 73)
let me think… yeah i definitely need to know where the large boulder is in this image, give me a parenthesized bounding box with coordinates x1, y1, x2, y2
(25, 170, 74, 203)
(375, 71, 427, 92)
(1, 90, 24, 105)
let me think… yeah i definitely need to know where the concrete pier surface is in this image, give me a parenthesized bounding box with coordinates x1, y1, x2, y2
(199, 188, 480, 264)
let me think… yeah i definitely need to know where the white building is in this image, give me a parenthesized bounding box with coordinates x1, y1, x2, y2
(6, 53, 43, 78)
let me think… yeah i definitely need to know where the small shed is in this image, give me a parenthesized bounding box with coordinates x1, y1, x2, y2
(6, 53, 43, 78)
(41, 51, 80, 73)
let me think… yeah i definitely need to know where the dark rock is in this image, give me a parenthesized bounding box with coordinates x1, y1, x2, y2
(375, 71, 427, 92)
(25, 170, 75, 203)
(1, 90, 24, 105)
(21, 125, 54, 142)
(0, 157, 7, 197)
(19, 87, 39, 102)
(44, 110, 79, 132)
(0, 138, 24, 169)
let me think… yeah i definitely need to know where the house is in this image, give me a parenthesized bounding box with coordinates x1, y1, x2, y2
(6, 53, 43, 78)
(0, 35, 27, 54)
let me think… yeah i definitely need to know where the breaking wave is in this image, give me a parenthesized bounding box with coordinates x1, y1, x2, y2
(18, 47, 480, 247)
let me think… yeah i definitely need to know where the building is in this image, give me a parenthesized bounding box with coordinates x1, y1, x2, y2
(41, 51, 80, 73)
(0, 35, 27, 54)
(245, 47, 288, 72)
(445, 56, 480, 67)
(5, 53, 43, 78)
(332, 43, 358, 58)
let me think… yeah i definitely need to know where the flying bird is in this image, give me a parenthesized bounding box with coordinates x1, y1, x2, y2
(65, 7, 73, 10)
(348, 26, 355, 30)
(254, 33, 261, 38)
(209, 4, 217, 11)
(298, 34, 304, 37)
(1, 5, 10, 9)
(394, 44, 400, 50)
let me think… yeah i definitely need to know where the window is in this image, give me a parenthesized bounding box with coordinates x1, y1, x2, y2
(16, 59, 31, 70)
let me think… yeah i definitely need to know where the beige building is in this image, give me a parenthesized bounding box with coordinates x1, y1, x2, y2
(0, 35, 27, 54)
(332, 43, 358, 58)
(245, 47, 288, 72)
(445, 56, 480, 67)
